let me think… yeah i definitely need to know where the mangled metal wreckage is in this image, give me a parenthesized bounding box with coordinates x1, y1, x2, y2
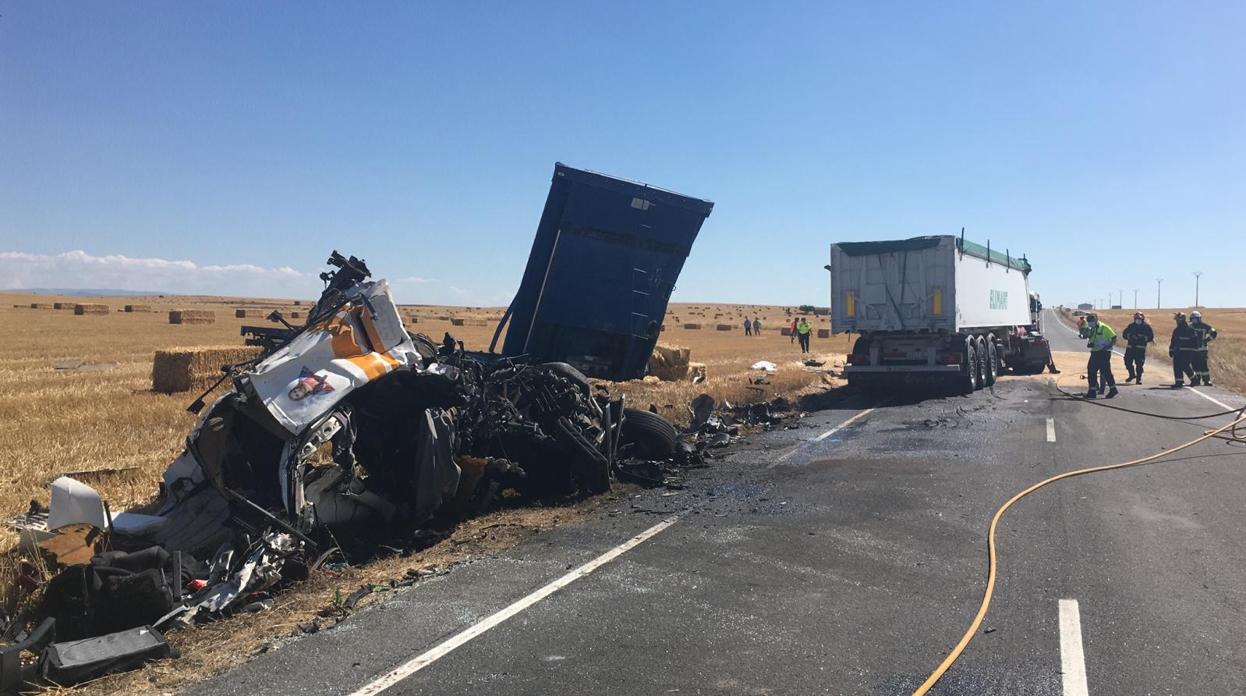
(10, 252, 685, 688)
(166, 251, 633, 568)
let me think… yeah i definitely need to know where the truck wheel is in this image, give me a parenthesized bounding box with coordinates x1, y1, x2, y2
(620, 408, 678, 460)
(983, 339, 998, 386)
(958, 341, 979, 394)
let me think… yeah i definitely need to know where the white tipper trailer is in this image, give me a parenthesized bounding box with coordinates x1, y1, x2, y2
(829, 234, 1055, 393)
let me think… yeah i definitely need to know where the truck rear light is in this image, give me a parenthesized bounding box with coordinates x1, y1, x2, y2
(938, 352, 962, 364)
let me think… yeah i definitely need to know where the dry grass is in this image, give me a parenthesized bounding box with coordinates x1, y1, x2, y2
(1064, 308, 1246, 394)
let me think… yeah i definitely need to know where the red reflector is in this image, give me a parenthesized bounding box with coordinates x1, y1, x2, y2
(938, 352, 962, 364)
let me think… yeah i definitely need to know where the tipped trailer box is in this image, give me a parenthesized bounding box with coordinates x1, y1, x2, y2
(494, 163, 713, 380)
(830, 235, 1053, 392)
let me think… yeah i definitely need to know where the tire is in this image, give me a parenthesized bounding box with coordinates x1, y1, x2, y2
(958, 340, 979, 394)
(553, 416, 611, 493)
(542, 362, 590, 395)
(620, 408, 678, 460)
(983, 338, 998, 386)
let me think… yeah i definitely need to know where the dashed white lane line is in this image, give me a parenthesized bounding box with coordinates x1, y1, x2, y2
(769, 405, 879, 468)
(1059, 599, 1090, 696)
(1187, 387, 1235, 411)
(347, 514, 683, 696)
(1046, 417, 1056, 442)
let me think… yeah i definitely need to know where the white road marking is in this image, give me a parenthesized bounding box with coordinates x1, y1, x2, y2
(1046, 417, 1056, 442)
(1187, 387, 1235, 411)
(1059, 599, 1090, 696)
(347, 515, 683, 696)
(768, 405, 879, 468)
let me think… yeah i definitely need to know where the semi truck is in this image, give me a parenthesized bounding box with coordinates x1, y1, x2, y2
(829, 234, 1055, 393)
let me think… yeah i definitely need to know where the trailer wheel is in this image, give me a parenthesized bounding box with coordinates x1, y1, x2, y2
(983, 339, 998, 386)
(958, 340, 980, 394)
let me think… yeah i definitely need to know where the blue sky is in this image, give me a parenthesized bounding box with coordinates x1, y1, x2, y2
(2, 1, 1242, 308)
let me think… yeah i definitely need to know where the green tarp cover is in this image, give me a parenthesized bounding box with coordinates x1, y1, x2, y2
(835, 235, 1031, 273)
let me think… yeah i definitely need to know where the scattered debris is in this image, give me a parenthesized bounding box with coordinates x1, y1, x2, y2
(750, 361, 778, 373)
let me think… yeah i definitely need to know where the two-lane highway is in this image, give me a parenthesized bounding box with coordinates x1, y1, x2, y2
(191, 310, 1245, 695)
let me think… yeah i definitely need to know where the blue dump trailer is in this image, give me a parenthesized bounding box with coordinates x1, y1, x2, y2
(490, 163, 713, 380)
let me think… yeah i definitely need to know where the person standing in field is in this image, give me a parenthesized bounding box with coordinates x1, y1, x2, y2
(743, 317, 752, 336)
(797, 317, 812, 353)
(1121, 311, 1153, 384)
(752, 317, 761, 337)
(789, 317, 798, 344)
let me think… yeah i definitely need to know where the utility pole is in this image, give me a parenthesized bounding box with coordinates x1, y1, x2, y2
(1193, 271, 1203, 307)
(1157, 278, 1163, 309)
(1133, 289, 1138, 309)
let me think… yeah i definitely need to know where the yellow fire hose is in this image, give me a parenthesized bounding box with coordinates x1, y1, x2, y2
(913, 396, 1246, 695)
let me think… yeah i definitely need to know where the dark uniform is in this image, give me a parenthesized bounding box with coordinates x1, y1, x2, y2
(1189, 318, 1217, 386)
(1169, 320, 1200, 387)
(1121, 320, 1153, 383)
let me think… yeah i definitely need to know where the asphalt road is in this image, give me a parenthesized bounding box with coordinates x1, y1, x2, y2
(191, 310, 1246, 695)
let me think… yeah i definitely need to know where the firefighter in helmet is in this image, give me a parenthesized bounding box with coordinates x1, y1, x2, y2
(1168, 312, 1200, 388)
(1187, 310, 1217, 386)
(1121, 311, 1153, 384)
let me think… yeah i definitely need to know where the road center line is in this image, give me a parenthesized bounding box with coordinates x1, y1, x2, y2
(769, 405, 878, 468)
(347, 514, 683, 696)
(1059, 598, 1090, 696)
(1046, 417, 1056, 442)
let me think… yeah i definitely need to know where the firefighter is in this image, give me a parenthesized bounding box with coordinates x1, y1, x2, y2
(1121, 311, 1154, 384)
(1083, 313, 1118, 399)
(1168, 312, 1200, 387)
(1188, 310, 1217, 386)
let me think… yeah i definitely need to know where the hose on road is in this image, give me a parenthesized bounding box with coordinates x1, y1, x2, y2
(913, 394, 1246, 695)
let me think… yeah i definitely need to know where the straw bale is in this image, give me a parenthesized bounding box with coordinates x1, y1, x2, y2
(152, 345, 263, 393)
(683, 323, 702, 330)
(124, 304, 152, 313)
(31, 303, 53, 309)
(74, 303, 109, 315)
(715, 324, 732, 331)
(648, 344, 691, 381)
(53, 302, 75, 310)
(169, 309, 215, 325)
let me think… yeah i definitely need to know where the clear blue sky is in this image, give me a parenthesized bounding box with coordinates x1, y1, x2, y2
(2, 1, 1242, 308)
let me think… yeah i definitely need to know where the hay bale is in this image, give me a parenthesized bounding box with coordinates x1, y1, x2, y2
(648, 344, 691, 381)
(152, 345, 264, 393)
(290, 311, 302, 319)
(715, 324, 732, 331)
(53, 302, 76, 310)
(74, 303, 109, 315)
(450, 318, 466, 326)
(235, 308, 250, 318)
(31, 303, 53, 309)
(817, 329, 830, 339)
(683, 323, 702, 330)
(169, 309, 215, 325)
(124, 304, 152, 313)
